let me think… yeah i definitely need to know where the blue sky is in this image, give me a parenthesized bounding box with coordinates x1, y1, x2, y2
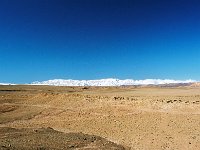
(0, 0, 200, 83)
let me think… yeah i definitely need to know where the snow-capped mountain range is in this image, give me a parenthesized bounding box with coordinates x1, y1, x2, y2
(0, 83, 14, 85)
(31, 78, 196, 86)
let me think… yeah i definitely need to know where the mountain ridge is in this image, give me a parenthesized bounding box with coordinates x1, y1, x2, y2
(31, 78, 196, 86)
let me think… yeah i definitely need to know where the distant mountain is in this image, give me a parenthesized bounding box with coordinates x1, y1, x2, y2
(31, 78, 196, 86)
(190, 82, 200, 87)
(0, 83, 13, 85)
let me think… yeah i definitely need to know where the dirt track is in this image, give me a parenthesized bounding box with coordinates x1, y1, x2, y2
(1, 85, 200, 149)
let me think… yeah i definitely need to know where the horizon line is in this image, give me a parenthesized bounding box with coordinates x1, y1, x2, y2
(1, 78, 198, 86)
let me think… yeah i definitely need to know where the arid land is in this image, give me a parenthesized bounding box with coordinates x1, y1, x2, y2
(1, 85, 200, 149)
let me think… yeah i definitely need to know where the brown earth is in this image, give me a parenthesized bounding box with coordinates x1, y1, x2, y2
(0, 127, 125, 150)
(1, 85, 200, 149)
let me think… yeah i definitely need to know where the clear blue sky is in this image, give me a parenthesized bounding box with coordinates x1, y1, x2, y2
(0, 0, 200, 83)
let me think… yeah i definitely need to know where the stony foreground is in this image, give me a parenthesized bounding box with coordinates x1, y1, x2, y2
(0, 85, 200, 149)
(0, 127, 125, 150)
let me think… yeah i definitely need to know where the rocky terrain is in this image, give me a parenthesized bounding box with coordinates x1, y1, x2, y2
(0, 127, 125, 150)
(1, 85, 200, 149)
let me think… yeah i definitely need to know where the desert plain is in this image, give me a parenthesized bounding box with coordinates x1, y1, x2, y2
(1, 85, 200, 150)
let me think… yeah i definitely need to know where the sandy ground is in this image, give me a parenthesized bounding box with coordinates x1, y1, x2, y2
(0, 85, 200, 149)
